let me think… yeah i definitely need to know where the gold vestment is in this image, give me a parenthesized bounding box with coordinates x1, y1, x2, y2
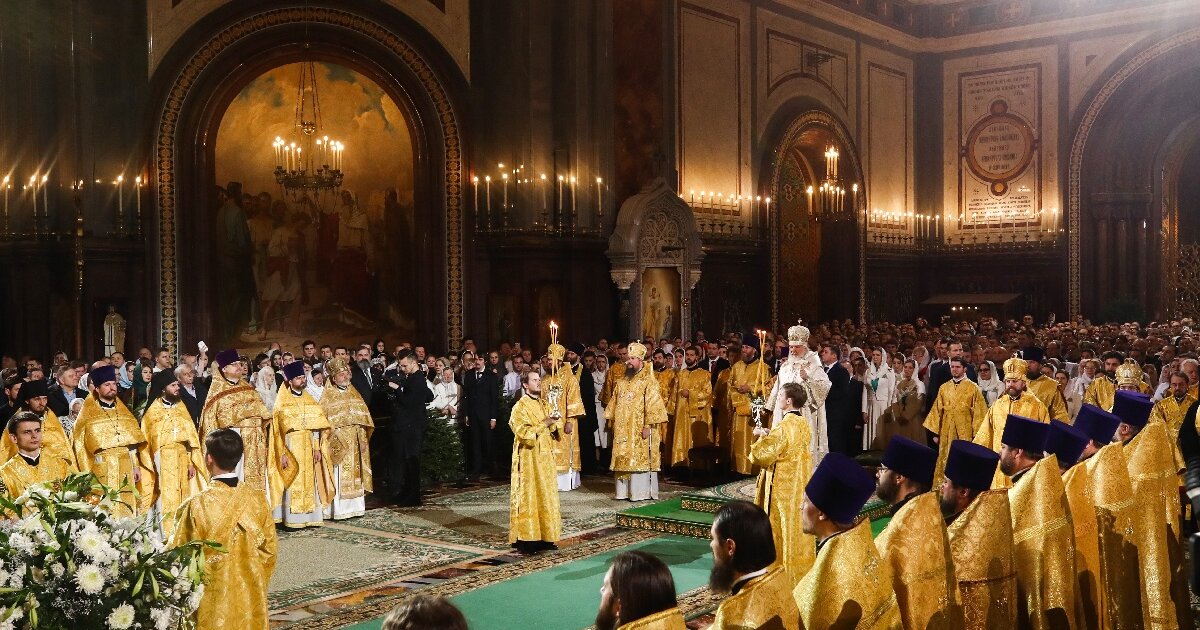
(924, 378, 989, 485)
(70, 397, 156, 516)
(508, 394, 562, 543)
(199, 375, 272, 493)
(616, 607, 687, 630)
(0, 409, 74, 469)
(1008, 455, 1079, 630)
(1028, 375, 1070, 423)
(1150, 394, 1196, 473)
(974, 392, 1049, 488)
(947, 488, 1017, 629)
(710, 564, 800, 630)
(170, 482, 277, 630)
(1125, 421, 1192, 629)
(875, 492, 963, 629)
(601, 362, 628, 407)
(669, 366, 713, 467)
(750, 410, 814, 582)
(714, 367, 733, 459)
(319, 383, 374, 499)
(268, 388, 332, 526)
(544, 366, 585, 474)
(1061, 460, 1100, 629)
(605, 364, 669, 474)
(0, 451, 73, 499)
(1083, 442, 1142, 630)
(142, 398, 208, 536)
(793, 519, 903, 630)
(727, 359, 770, 475)
(657, 368, 677, 452)
(1083, 377, 1116, 412)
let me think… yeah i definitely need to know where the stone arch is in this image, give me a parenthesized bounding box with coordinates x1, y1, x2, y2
(148, 5, 466, 351)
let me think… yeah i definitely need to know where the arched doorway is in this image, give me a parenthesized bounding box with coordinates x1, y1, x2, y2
(768, 110, 865, 327)
(1069, 28, 1200, 320)
(147, 5, 467, 353)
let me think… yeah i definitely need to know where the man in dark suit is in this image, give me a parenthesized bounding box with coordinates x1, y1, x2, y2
(818, 343, 854, 455)
(571, 344, 600, 474)
(351, 346, 376, 407)
(924, 339, 977, 417)
(386, 351, 434, 506)
(461, 353, 499, 479)
(47, 364, 88, 418)
(176, 364, 209, 427)
(701, 342, 730, 389)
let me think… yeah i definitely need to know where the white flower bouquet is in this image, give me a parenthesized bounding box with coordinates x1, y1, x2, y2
(0, 473, 218, 629)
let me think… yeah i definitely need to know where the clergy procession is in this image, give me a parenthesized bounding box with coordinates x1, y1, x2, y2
(2, 316, 1199, 628)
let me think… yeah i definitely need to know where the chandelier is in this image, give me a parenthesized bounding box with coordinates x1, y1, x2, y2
(272, 60, 344, 198)
(805, 145, 857, 222)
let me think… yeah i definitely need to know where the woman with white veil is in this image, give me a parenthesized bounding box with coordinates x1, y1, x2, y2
(862, 347, 895, 451)
(976, 360, 1004, 406)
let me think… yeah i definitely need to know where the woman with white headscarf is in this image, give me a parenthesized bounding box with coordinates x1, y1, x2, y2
(1066, 358, 1098, 420)
(976, 360, 1004, 406)
(862, 347, 895, 451)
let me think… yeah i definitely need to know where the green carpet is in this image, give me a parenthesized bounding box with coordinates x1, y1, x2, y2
(343, 535, 712, 630)
(622, 498, 716, 524)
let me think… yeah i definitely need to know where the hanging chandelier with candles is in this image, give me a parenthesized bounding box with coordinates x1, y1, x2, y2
(805, 145, 857, 222)
(272, 60, 344, 198)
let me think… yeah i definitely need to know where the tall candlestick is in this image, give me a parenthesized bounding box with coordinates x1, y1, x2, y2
(135, 176, 143, 236)
(116, 175, 124, 235)
(557, 175, 564, 214)
(485, 176, 492, 229)
(570, 176, 577, 224)
(596, 177, 603, 220)
(472, 176, 479, 219)
(540, 174, 548, 215)
(3, 175, 8, 235)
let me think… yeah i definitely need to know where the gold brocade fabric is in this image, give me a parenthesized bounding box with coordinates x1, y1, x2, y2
(319, 384, 374, 498)
(71, 397, 156, 516)
(1084, 442, 1143, 630)
(875, 492, 964, 630)
(711, 564, 801, 630)
(1083, 378, 1116, 412)
(793, 519, 903, 630)
(924, 379, 989, 486)
(714, 367, 733, 460)
(1008, 455, 1079, 630)
(1028, 375, 1070, 423)
(727, 359, 771, 475)
(615, 607, 688, 630)
(750, 411, 814, 582)
(0, 452, 73, 499)
(605, 364, 669, 473)
(1125, 421, 1192, 629)
(658, 368, 677, 414)
(974, 392, 1049, 489)
(169, 482, 277, 630)
(544, 366, 584, 474)
(1061, 462, 1100, 629)
(508, 394, 562, 543)
(601, 362, 628, 407)
(947, 489, 1017, 629)
(199, 378, 272, 493)
(1150, 395, 1196, 474)
(669, 367, 713, 467)
(142, 399, 208, 536)
(269, 389, 333, 523)
(0, 409, 75, 469)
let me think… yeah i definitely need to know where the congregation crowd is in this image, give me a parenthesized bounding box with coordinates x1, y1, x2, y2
(2, 312, 1200, 628)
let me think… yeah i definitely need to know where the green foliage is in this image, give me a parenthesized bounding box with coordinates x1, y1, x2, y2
(421, 409, 466, 485)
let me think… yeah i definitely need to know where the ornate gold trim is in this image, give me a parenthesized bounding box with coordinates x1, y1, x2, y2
(614, 512, 712, 539)
(153, 7, 463, 352)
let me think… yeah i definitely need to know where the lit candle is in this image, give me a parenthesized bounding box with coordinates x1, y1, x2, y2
(570, 175, 577, 218)
(549, 321, 559, 379)
(557, 175, 564, 213)
(596, 177, 603, 218)
(472, 176, 479, 217)
(135, 176, 143, 232)
(485, 175, 492, 219)
(540, 174, 548, 212)
(116, 175, 124, 231)
(42, 174, 48, 225)
(2, 174, 8, 234)
(502, 173, 509, 210)
(323, 136, 329, 167)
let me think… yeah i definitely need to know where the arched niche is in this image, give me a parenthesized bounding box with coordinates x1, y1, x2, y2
(147, 4, 467, 352)
(607, 178, 705, 342)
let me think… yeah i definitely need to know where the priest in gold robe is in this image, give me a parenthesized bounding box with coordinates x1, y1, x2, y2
(1023, 347, 1069, 423)
(651, 349, 677, 453)
(708, 500, 800, 629)
(544, 343, 586, 491)
(1115, 390, 1192, 629)
(71, 365, 156, 516)
(600, 345, 629, 407)
(874, 436, 963, 629)
(606, 342, 669, 501)
(974, 356, 1049, 487)
(793, 452, 903, 629)
(1000, 415, 1079, 630)
(0, 411, 75, 500)
(509, 370, 562, 551)
(143, 369, 207, 536)
(595, 551, 687, 630)
(2, 379, 75, 469)
(199, 349, 273, 499)
(713, 348, 737, 462)
(319, 357, 374, 520)
(1083, 352, 1123, 411)
(924, 357, 989, 485)
(170, 429, 277, 630)
(940, 440, 1016, 628)
(1074, 404, 1142, 630)
(1044, 419, 1097, 627)
(1150, 370, 1196, 472)
(728, 335, 771, 475)
(749, 382, 813, 582)
(668, 346, 713, 468)
(269, 361, 332, 528)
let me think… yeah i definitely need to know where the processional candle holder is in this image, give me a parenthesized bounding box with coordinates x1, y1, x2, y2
(750, 394, 767, 430)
